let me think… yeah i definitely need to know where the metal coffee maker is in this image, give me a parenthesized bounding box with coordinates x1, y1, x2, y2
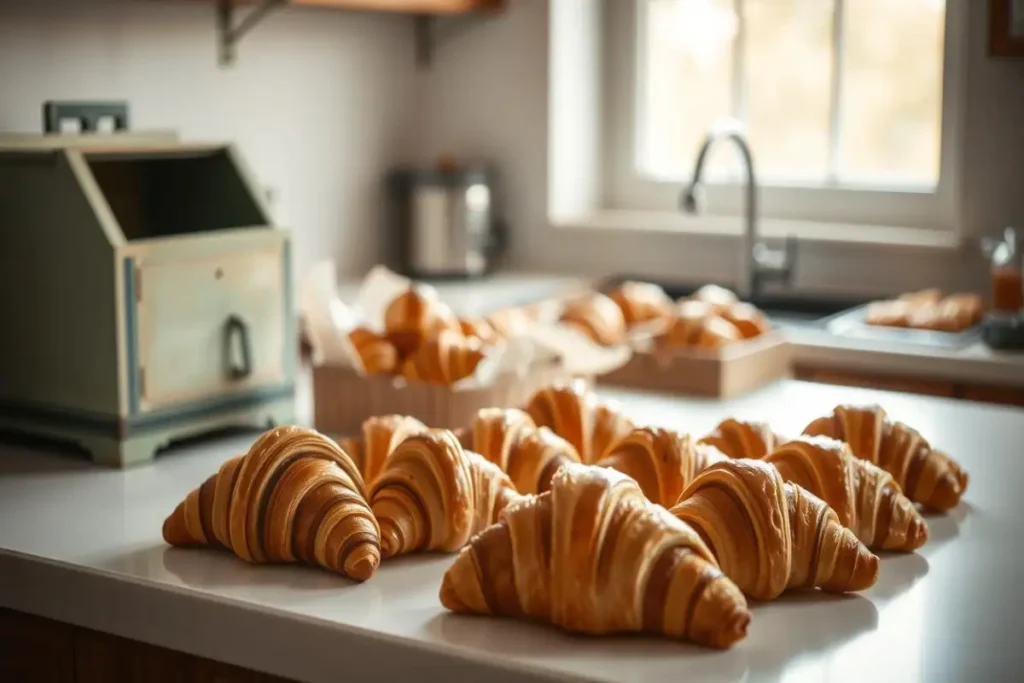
(387, 160, 507, 279)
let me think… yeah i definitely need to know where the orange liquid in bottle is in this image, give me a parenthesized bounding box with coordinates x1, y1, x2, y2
(993, 267, 1023, 313)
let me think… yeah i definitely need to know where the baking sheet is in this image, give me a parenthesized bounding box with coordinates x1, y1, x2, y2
(822, 304, 983, 350)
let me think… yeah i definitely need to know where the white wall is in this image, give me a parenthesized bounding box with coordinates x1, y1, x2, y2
(415, 0, 1024, 296)
(0, 0, 417, 277)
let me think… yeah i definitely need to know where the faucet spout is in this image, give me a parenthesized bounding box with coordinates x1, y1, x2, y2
(680, 118, 796, 301)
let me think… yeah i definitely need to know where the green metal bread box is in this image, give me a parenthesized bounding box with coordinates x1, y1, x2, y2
(0, 124, 296, 467)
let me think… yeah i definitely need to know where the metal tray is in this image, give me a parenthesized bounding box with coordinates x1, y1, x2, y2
(821, 304, 983, 350)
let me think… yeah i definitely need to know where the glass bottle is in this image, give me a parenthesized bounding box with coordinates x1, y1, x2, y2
(986, 227, 1022, 314)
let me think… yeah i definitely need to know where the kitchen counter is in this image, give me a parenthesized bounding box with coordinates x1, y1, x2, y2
(0, 380, 1020, 682)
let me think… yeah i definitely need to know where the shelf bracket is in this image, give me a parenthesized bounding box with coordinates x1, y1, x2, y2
(217, 0, 285, 67)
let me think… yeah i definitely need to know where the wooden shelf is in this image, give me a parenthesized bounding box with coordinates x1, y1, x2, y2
(207, 0, 504, 66)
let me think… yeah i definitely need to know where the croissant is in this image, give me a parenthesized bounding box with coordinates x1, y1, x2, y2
(764, 436, 928, 552)
(369, 429, 520, 558)
(720, 303, 770, 339)
(347, 327, 398, 375)
(400, 329, 485, 386)
(465, 407, 582, 494)
(558, 292, 628, 346)
(690, 284, 739, 313)
(803, 404, 968, 511)
(608, 281, 674, 327)
(340, 414, 428, 488)
(524, 381, 635, 464)
(384, 286, 460, 356)
(595, 427, 726, 506)
(699, 418, 780, 460)
(459, 317, 502, 345)
(162, 426, 380, 581)
(665, 301, 742, 348)
(440, 462, 750, 649)
(670, 459, 878, 600)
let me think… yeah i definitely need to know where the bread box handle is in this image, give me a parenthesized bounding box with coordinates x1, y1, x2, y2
(225, 315, 253, 381)
(42, 100, 130, 134)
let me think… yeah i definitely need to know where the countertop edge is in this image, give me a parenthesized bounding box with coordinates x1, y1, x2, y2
(0, 549, 575, 683)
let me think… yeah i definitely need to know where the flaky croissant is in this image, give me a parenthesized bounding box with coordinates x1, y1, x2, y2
(803, 404, 968, 511)
(558, 292, 628, 346)
(400, 329, 485, 386)
(338, 414, 428, 489)
(670, 459, 878, 600)
(459, 317, 502, 345)
(524, 381, 635, 464)
(596, 427, 726, 506)
(608, 281, 674, 327)
(464, 408, 582, 494)
(764, 436, 928, 551)
(699, 418, 780, 460)
(369, 429, 520, 558)
(440, 462, 750, 649)
(347, 327, 398, 375)
(665, 301, 742, 348)
(384, 286, 460, 356)
(162, 426, 380, 581)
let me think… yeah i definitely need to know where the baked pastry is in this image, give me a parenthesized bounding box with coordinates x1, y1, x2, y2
(347, 327, 398, 375)
(439, 462, 750, 649)
(803, 404, 968, 511)
(665, 301, 743, 348)
(400, 329, 485, 386)
(524, 381, 634, 464)
(459, 317, 502, 345)
(369, 429, 520, 558)
(558, 292, 628, 346)
(764, 436, 928, 551)
(670, 459, 878, 600)
(384, 286, 460, 356)
(690, 284, 739, 313)
(162, 426, 380, 581)
(486, 306, 533, 338)
(699, 418, 780, 460)
(340, 414, 428, 488)
(865, 291, 983, 333)
(595, 427, 726, 506)
(721, 302, 770, 339)
(864, 300, 913, 327)
(607, 281, 674, 327)
(464, 407, 582, 494)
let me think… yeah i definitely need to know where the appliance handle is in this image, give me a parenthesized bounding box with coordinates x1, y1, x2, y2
(42, 100, 130, 134)
(225, 315, 253, 380)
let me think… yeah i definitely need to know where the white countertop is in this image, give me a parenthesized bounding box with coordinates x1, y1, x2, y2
(1, 380, 1021, 683)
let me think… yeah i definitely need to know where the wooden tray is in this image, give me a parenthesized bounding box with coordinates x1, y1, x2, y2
(598, 331, 793, 398)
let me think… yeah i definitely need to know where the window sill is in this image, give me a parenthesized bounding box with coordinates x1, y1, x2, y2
(551, 210, 962, 251)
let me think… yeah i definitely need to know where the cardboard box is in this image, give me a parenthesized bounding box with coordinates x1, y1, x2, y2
(599, 330, 793, 398)
(313, 361, 589, 437)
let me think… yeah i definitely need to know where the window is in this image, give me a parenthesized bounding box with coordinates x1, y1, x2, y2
(603, 0, 966, 231)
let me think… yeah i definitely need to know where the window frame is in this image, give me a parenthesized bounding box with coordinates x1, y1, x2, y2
(600, 0, 969, 233)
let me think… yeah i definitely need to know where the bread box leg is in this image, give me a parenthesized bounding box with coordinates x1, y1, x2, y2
(78, 434, 169, 468)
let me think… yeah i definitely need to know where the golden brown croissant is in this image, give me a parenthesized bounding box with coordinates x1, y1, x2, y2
(670, 459, 878, 600)
(464, 408, 582, 494)
(699, 418, 780, 460)
(665, 301, 743, 348)
(384, 286, 460, 356)
(690, 284, 739, 313)
(369, 429, 520, 558)
(400, 329, 485, 386)
(524, 381, 635, 464)
(162, 426, 380, 581)
(608, 281, 674, 327)
(440, 462, 750, 649)
(459, 317, 502, 345)
(347, 327, 398, 375)
(764, 436, 928, 551)
(340, 414, 428, 488)
(596, 427, 726, 506)
(558, 292, 628, 346)
(803, 404, 968, 511)
(721, 302, 770, 339)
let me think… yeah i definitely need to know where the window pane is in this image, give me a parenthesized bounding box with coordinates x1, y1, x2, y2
(839, 0, 945, 185)
(744, 0, 833, 182)
(640, 0, 736, 179)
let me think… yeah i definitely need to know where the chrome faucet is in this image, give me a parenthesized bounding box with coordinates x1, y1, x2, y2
(679, 118, 797, 301)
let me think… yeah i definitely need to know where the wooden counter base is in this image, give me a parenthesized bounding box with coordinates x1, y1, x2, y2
(0, 607, 293, 683)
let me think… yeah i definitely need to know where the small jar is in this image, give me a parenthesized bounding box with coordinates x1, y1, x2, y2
(988, 228, 1022, 314)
